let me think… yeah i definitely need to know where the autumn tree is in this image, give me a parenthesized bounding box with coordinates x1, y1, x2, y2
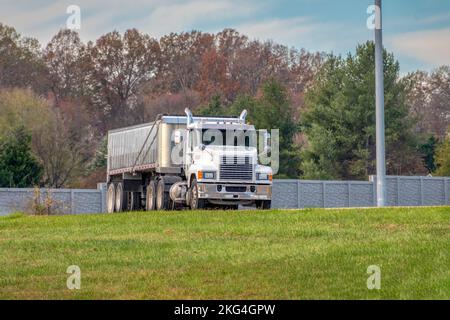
(196, 48, 237, 103)
(228, 40, 275, 96)
(0, 88, 92, 187)
(216, 30, 324, 102)
(405, 66, 450, 140)
(88, 29, 160, 131)
(33, 100, 93, 187)
(215, 31, 288, 99)
(215, 29, 247, 60)
(0, 88, 51, 137)
(155, 31, 214, 94)
(44, 29, 90, 104)
(0, 23, 47, 93)
(137, 90, 200, 124)
(152, 28, 324, 109)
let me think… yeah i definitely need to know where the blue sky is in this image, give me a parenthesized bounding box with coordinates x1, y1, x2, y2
(1, 0, 450, 73)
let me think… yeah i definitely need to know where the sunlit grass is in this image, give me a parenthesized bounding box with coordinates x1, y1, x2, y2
(0, 207, 448, 299)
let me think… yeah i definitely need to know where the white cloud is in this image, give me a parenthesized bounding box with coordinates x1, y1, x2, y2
(136, 0, 258, 38)
(388, 28, 450, 66)
(236, 17, 315, 46)
(232, 17, 361, 54)
(3, 0, 448, 75)
(417, 13, 450, 25)
(0, 0, 261, 44)
(0, 1, 338, 53)
(0, 1, 68, 44)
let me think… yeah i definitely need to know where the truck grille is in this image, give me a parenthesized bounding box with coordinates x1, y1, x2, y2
(220, 156, 253, 181)
(225, 186, 247, 193)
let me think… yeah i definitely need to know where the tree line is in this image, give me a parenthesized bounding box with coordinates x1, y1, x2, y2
(0, 23, 449, 187)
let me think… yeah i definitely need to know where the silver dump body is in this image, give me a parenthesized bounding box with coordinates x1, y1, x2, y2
(107, 116, 187, 176)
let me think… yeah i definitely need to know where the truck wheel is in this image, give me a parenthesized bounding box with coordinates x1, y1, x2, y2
(107, 183, 115, 213)
(256, 200, 271, 210)
(156, 178, 169, 210)
(146, 180, 156, 211)
(128, 192, 140, 211)
(115, 182, 126, 212)
(189, 179, 205, 210)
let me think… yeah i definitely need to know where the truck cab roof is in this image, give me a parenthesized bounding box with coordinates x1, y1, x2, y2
(162, 115, 255, 130)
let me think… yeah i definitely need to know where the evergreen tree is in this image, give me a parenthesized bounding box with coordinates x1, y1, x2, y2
(230, 80, 300, 178)
(0, 126, 43, 187)
(301, 42, 421, 179)
(197, 95, 224, 116)
(256, 80, 300, 178)
(199, 80, 300, 178)
(419, 136, 438, 173)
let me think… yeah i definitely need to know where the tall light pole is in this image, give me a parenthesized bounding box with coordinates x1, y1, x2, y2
(375, 0, 387, 206)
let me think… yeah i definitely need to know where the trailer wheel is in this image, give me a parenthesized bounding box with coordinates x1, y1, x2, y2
(115, 182, 126, 212)
(189, 179, 205, 210)
(146, 180, 156, 211)
(106, 183, 115, 213)
(156, 178, 169, 210)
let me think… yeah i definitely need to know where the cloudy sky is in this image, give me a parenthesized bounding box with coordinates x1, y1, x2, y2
(1, 0, 450, 73)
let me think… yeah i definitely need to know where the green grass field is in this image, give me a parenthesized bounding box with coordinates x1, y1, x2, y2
(0, 207, 448, 300)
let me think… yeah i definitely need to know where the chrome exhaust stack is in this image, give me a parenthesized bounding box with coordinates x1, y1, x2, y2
(185, 108, 194, 126)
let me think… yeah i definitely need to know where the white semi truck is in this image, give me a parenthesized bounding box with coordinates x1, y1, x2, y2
(106, 108, 273, 212)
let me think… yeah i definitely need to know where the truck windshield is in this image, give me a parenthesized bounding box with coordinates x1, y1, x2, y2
(201, 129, 255, 148)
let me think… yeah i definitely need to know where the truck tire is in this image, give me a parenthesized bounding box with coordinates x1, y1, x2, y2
(128, 192, 140, 211)
(115, 182, 126, 212)
(189, 179, 206, 210)
(156, 178, 169, 210)
(256, 200, 271, 210)
(107, 183, 115, 213)
(146, 180, 156, 211)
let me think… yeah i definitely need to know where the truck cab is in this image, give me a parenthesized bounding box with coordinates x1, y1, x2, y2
(181, 109, 272, 209)
(106, 108, 273, 212)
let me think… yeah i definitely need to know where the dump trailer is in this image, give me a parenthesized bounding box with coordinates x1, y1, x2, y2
(106, 109, 273, 212)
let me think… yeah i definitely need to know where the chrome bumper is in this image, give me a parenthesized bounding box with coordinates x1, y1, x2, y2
(197, 183, 272, 201)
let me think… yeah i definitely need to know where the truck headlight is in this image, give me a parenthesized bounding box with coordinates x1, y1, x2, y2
(202, 171, 215, 179)
(257, 173, 272, 181)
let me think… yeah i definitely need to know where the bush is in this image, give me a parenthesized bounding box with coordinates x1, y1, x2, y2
(27, 187, 57, 215)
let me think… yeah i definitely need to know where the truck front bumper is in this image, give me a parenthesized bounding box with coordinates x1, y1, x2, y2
(197, 183, 272, 202)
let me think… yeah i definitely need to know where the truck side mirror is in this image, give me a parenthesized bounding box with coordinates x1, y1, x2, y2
(264, 132, 271, 154)
(173, 130, 182, 144)
(258, 129, 271, 156)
